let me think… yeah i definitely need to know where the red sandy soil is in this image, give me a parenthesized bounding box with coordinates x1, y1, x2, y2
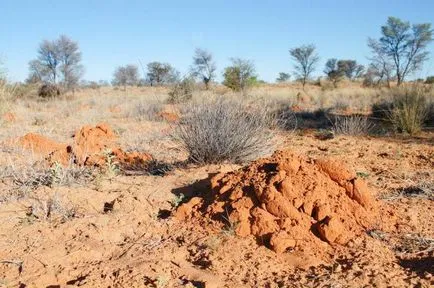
(0, 131, 432, 287)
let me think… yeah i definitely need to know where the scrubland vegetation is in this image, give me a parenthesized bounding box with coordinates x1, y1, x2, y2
(0, 16, 433, 287)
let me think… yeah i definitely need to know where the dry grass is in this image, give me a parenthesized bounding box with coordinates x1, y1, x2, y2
(0, 159, 95, 202)
(388, 85, 431, 135)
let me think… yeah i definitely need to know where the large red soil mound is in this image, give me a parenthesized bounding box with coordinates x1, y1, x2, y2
(176, 150, 378, 254)
(15, 123, 153, 169)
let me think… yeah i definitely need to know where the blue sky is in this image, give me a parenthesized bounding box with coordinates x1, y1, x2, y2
(1, 0, 434, 83)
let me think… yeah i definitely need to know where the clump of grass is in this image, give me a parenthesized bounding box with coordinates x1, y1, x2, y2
(26, 193, 78, 222)
(388, 85, 431, 135)
(0, 161, 95, 202)
(331, 115, 374, 136)
(0, 79, 16, 114)
(173, 97, 283, 164)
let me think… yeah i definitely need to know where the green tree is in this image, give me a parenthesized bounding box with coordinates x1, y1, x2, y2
(368, 17, 433, 86)
(324, 58, 344, 87)
(276, 72, 291, 83)
(289, 44, 319, 89)
(337, 60, 364, 80)
(222, 58, 256, 94)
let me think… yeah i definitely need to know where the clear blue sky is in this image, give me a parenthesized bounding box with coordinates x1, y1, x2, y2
(1, 0, 434, 83)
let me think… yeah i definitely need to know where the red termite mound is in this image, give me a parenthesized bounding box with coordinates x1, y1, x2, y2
(15, 123, 153, 169)
(176, 150, 378, 254)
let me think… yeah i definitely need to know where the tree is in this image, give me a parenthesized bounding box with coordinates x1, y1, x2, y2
(276, 72, 291, 83)
(426, 76, 434, 84)
(324, 58, 344, 87)
(57, 35, 83, 89)
(112, 65, 139, 89)
(367, 38, 395, 87)
(337, 60, 364, 80)
(191, 48, 216, 89)
(289, 44, 319, 89)
(146, 62, 179, 86)
(368, 17, 433, 86)
(27, 35, 84, 89)
(222, 58, 256, 94)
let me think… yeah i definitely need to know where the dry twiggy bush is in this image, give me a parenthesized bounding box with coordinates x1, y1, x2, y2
(331, 115, 374, 136)
(172, 97, 286, 164)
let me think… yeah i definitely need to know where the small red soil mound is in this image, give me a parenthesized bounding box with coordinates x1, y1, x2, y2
(17, 133, 68, 156)
(159, 111, 180, 122)
(72, 123, 117, 165)
(16, 123, 153, 169)
(176, 150, 378, 254)
(2, 112, 16, 122)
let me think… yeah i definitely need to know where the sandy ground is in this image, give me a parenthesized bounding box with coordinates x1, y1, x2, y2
(0, 88, 433, 287)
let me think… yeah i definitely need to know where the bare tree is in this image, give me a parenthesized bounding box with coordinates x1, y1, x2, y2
(222, 58, 256, 94)
(368, 17, 433, 86)
(112, 65, 139, 90)
(28, 35, 84, 89)
(36, 39, 60, 84)
(146, 62, 179, 86)
(191, 48, 216, 89)
(289, 44, 319, 89)
(57, 35, 83, 89)
(367, 38, 395, 87)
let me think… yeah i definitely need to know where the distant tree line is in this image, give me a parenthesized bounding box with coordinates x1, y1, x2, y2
(23, 16, 433, 93)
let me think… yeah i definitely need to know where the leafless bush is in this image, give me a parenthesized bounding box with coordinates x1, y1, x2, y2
(129, 101, 163, 121)
(331, 115, 374, 136)
(172, 97, 283, 164)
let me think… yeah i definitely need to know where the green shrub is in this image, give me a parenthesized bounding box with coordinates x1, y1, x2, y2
(389, 85, 430, 135)
(38, 83, 61, 98)
(167, 77, 195, 104)
(425, 76, 434, 84)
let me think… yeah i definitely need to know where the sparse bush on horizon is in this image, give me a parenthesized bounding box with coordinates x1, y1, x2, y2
(172, 97, 284, 164)
(112, 64, 139, 90)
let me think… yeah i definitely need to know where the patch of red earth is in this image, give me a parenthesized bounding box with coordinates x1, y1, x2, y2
(176, 150, 379, 258)
(15, 123, 153, 169)
(159, 111, 180, 122)
(2, 112, 17, 122)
